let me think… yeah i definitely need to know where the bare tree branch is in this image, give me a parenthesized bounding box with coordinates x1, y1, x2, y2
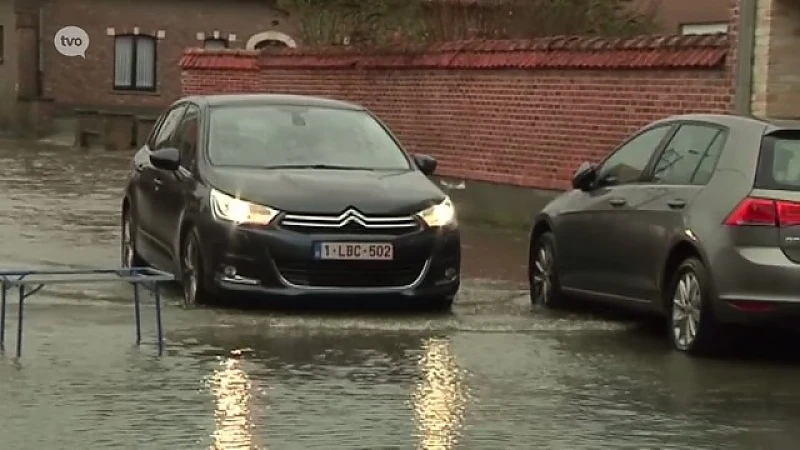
(275, 0, 663, 47)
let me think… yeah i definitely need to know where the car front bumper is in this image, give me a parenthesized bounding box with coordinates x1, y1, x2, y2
(195, 215, 461, 301)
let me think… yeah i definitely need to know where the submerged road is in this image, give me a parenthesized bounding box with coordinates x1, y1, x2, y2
(0, 142, 799, 449)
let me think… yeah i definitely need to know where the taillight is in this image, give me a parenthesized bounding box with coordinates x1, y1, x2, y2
(724, 198, 777, 226)
(724, 197, 800, 227)
(778, 201, 800, 226)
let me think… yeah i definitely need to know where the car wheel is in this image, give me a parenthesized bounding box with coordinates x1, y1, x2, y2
(427, 295, 455, 312)
(668, 257, 721, 355)
(529, 232, 565, 308)
(181, 229, 213, 308)
(121, 210, 146, 269)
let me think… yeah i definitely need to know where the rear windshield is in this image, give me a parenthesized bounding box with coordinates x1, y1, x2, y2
(207, 105, 412, 170)
(756, 132, 800, 191)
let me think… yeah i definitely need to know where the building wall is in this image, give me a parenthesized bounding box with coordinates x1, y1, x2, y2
(39, 0, 300, 115)
(0, 0, 17, 131)
(629, 0, 730, 34)
(28, 0, 737, 120)
(751, 0, 772, 116)
(652, 0, 731, 33)
(750, 0, 800, 119)
(180, 36, 734, 191)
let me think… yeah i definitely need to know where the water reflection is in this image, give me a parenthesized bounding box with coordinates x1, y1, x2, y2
(209, 350, 259, 449)
(411, 337, 468, 450)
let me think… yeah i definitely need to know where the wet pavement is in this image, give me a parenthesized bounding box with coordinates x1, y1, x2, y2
(0, 142, 800, 449)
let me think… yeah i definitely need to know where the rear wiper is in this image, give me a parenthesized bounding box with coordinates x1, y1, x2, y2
(263, 164, 376, 170)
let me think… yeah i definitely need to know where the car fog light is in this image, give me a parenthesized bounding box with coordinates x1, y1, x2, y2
(444, 267, 457, 280)
(223, 265, 237, 277)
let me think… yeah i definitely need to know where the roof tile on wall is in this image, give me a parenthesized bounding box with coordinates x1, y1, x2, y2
(179, 34, 729, 71)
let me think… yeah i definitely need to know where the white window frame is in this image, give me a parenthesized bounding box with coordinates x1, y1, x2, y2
(245, 31, 297, 49)
(203, 38, 228, 50)
(113, 34, 157, 91)
(680, 22, 729, 35)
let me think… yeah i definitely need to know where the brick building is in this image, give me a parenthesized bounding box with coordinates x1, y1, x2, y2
(0, 0, 301, 134)
(0, 0, 736, 135)
(0, 0, 17, 132)
(747, 0, 800, 119)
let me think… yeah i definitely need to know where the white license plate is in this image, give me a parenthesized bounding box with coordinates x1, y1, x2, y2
(316, 242, 394, 261)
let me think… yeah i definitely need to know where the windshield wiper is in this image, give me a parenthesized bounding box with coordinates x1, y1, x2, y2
(262, 164, 377, 171)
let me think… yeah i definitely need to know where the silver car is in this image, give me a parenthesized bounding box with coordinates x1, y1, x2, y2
(528, 114, 800, 355)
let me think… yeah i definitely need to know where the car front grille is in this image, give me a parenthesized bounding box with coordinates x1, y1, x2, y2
(274, 260, 427, 288)
(280, 209, 421, 236)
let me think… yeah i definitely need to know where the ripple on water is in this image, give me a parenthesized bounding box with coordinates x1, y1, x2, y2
(0, 147, 129, 264)
(1, 144, 797, 449)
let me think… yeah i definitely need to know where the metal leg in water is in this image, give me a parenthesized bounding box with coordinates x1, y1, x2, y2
(154, 282, 164, 356)
(0, 282, 6, 351)
(133, 284, 141, 345)
(15, 285, 24, 359)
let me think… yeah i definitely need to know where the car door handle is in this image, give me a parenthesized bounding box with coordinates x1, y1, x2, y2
(667, 199, 686, 209)
(153, 177, 163, 190)
(609, 198, 626, 207)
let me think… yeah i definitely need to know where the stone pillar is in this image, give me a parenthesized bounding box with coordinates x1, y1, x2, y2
(13, 7, 52, 137)
(15, 10, 38, 100)
(751, 0, 800, 119)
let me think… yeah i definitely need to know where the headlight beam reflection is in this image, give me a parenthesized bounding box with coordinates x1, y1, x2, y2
(209, 349, 260, 449)
(411, 337, 468, 450)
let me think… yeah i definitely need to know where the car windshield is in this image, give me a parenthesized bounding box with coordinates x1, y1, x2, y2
(207, 104, 412, 170)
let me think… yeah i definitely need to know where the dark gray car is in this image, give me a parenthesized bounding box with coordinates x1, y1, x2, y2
(528, 114, 800, 355)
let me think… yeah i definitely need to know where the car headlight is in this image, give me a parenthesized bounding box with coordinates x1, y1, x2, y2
(210, 188, 279, 225)
(417, 196, 456, 227)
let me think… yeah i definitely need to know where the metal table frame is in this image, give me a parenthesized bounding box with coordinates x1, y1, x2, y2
(0, 267, 175, 359)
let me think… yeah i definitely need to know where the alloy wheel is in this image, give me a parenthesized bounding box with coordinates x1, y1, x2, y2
(531, 244, 553, 305)
(671, 270, 702, 350)
(182, 237, 199, 308)
(121, 214, 135, 269)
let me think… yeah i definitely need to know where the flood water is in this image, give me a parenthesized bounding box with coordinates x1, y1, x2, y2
(0, 142, 799, 449)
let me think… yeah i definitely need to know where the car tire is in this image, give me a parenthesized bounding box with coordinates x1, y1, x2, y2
(529, 231, 566, 308)
(180, 228, 214, 308)
(427, 295, 455, 312)
(121, 209, 146, 269)
(667, 257, 721, 356)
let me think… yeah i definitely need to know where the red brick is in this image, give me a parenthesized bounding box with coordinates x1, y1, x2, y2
(41, 0, 298, 114)
(181, 33, 736, 191)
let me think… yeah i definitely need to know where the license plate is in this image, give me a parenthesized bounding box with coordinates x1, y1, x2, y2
(315, 242, 394, 261)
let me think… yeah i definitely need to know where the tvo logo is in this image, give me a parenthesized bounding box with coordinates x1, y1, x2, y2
(54, 26, 90, 58)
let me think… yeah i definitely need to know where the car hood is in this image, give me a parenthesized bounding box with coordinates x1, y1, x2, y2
(205, 168, 446, 215)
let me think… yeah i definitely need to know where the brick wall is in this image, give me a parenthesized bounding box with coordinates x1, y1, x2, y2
(0, 1, 18, 130)
(41, 0, 298, 114)
(181, 35, 733, 190)
(750, 0, 800, 119)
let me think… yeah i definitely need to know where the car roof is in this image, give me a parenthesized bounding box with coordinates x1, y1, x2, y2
(651, 113, 800, 134)
(761, 118, 800, 134)
(182, 94, 365, 111)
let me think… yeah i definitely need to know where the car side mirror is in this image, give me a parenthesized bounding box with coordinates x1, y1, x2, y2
(413, 154, 437, 176)
(571, 162, 597, 190)
(597, 174, 618, 187)
(150, 147, 180, 171)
